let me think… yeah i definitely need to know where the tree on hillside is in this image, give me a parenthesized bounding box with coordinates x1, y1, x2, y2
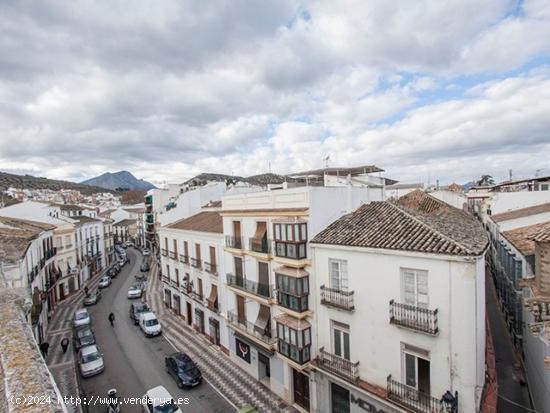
(476, 175, 495, 186)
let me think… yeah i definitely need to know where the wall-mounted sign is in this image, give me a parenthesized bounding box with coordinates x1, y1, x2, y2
(236, 338, 250, 363)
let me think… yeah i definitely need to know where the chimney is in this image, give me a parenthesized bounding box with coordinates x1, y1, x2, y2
(535, 240, 550, 296)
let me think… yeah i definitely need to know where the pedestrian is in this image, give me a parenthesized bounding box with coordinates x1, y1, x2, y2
(84, 286, 89, 296)
(39, 341, 49, 358)
(108, 312, 115, 327)
(60, 337, 69, 354)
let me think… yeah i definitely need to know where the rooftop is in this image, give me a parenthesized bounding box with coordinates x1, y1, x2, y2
(287, 164, 384, 178)
(312, 191, 488, 256)
(69, 215, 100, 224)
(113, 218, 137, 227)
(503, 222, 550, 256)
(166, 211, 223, 234)
(491, 201, 550, 223)
(0, 217, 55, 263)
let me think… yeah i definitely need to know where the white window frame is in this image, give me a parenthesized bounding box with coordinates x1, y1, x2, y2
(400, 343, 430, 391)
(400, 268, 429, 308)
(331, 320, 350, 360)
(329, 259, 348, 291)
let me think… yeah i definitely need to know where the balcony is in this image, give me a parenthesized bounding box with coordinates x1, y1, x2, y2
(226, 311, 277, 346)
(320, 285, 355, 311)
(161, 248, 168, 257)
(274, 241, 307, 260)
(179, 254, 189, 264)
(190, 257, 202, 269)
(225, 235, 244, 250)
(226, 274, 273, 299)
(204, 262, 217, 275)
(387, 375, 441, 413)
(191, 291, 203, 303)
(389, 300, 439, 336)
(248, 237, 271, 254)
(169, 251, 177, 260)
(317, 347, 360, 383)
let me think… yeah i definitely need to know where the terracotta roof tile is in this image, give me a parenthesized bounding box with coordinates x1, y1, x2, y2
(312, 192, 487, 256)
(503, 222, 550, 256)
(491, 202, 550, 223)
(166, 211, 222, 234)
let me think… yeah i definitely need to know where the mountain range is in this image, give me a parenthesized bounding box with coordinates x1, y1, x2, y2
(80, 171, 156, 191)
(0, 171, 114, 195)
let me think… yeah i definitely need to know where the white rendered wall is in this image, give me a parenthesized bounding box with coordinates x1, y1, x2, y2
(488, 192, 550, 215)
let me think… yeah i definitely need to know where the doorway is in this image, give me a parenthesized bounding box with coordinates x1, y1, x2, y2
(186, 302, 192, 326)
(258, 353, 271, 383)
(293, 368, 310, 411)
(331, 382, 350, 413)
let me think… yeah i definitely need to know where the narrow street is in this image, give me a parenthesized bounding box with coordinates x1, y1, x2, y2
(486, 274, 533, 412)
(80, 248, 232, 413)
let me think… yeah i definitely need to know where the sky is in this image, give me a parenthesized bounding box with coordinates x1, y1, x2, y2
(1, 0, 550, 185)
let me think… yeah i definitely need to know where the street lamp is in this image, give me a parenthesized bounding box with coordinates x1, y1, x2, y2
(440, 390, 458, 413)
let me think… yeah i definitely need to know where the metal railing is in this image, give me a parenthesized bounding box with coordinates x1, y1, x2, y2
(320, 285, 355, 311)
(225, 235, 244, 250)
(179, 254, 189, 264)
(317, 347, 360, 383)
(204, 262, 217, 275)
(190, 257, 202, 269)
(226, 274, 273, 299)
(169, 251, 177, 260)
(389, 300, 439, 335)
(226, 310, 276, 345)
(387, 375, 441, 413)
(248, 237, 271, 254)
(161, 248, 168, 257)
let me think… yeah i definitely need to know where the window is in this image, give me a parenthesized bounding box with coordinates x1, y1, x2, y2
(329, 259, 348, 291)
(276, 274, 309, 312)
(401, 345, 431, 394)
(277, 323, 311, 364)
(166, 265, 170, 278)
(332, 321, 350, 360)
(401, 269, 428, 308)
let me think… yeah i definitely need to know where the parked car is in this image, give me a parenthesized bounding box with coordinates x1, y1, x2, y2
(125, 240, 134, 247)
(142, 386, 182, 413)
(78, 345, 104, 378)
(73, 325, 96, 351)
(139, 312, 161, 337)
(118, 256, 127, 267)
(83, 290, 101, 306)
(98, 275, 111, 289)
(165, 352, 202, 388)
(73, 308, 91, 328)
(142, 248, 151, 256)
(113, 263, 121, 273)
(120, 243, 127, 249)
(127, 283, 144, 299)
(140, 261, 150, 272)
(129, 302, 150, 325)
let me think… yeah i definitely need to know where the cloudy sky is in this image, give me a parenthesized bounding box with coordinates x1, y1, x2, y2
(1, 0, 549, 185)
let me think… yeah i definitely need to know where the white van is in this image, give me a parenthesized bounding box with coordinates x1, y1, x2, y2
(139, 312, 161, 337)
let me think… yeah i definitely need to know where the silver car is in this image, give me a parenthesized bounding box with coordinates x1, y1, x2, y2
(127, 283, 143, 299)
(78, 344, 104, 377)
(73, 308, 91, 328)
(98, 275, 111, 289)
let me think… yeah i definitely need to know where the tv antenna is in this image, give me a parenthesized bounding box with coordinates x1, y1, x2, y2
(323, 155, 330, 168)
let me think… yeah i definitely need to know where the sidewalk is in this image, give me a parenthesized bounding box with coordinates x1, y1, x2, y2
(44, 271, 105, 413)
(145, 260, 297, 413)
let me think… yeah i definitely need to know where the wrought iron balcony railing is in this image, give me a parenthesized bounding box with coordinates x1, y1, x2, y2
(169, 251, 177, 260)
(248, 237, 271, 254)
(161, 248, 168, 257)
(179, 254, 189, 264)
(389, 300, 439, 336)
(190, 257, 202, 269)
(204, 262, 217, 275)
(387, 375, 441, 413)
(226, 310, 276, 345)
(227, 274, 273, 299)
(317, 347, 360, 383)
(320, 285, 355, 311)
(225, 235, 244, 250)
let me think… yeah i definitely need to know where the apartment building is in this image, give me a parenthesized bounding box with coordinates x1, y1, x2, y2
(309, 191, 488, 413)
(72, 215, 106, 283)
(158, 208, 226, 350)
(220, 169, 385, 410)
(103, 218, 115, 265)
(522, 229, 550, 412)
(0, 216, 56, 342)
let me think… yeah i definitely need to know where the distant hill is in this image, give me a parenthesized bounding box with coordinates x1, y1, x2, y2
(81, 171, 156, 191)
(0, 171, 115, 195)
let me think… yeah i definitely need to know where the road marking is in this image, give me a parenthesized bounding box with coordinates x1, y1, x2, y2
(163, 332, 238, 412)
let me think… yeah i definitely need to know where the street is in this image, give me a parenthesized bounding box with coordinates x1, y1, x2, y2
(80, 248, 233, 413)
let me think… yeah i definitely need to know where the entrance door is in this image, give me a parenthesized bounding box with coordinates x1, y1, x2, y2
(209, 318, 220, 345)
(293, 369, 310, 411)
(258, 353, 271, 381)
(331, 383, 350, 413)
(186, 302, 192, 326)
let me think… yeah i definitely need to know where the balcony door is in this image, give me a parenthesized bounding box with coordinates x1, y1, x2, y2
(293, 369, 310, 411)
(331, 321, 350, 360)
(233, 221, 242, 248)
(403, 348, 431, 395)
(329, 259, 348, 291)
(234, 257, 244, 286)
(401, 269, 428, 309)
(258, 262, 270, 297)
(237, 295, 246, 324)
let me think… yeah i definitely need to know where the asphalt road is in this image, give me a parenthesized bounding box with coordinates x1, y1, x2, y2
(80, 248, 233, 413)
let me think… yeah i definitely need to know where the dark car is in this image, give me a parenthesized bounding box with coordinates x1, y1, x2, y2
(73, 325, 96, 351)
(83, 290, 101, 306)
(129, 302, 150, 325)
(113, 263, 121, 273)
(165, 352, 202, 388)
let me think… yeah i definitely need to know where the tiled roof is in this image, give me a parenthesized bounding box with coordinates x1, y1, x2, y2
(70, 215, 100, 224)
(531, 227, 550, 243)
(491, 202, 550, 223)
(0, 217, 55, 262)
(201, 200, 222, 208)
(503, 222, 550, 255)
(312, 192, 487, 256)
(114, 218, 136, 227)
(166, 211, 223, 234)
(396, 189, 449, 213)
